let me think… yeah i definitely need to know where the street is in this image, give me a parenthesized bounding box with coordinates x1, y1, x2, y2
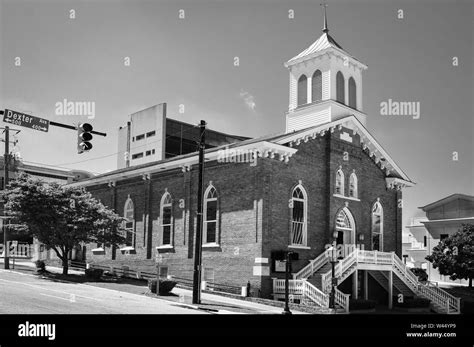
(0, 270, 206, 314)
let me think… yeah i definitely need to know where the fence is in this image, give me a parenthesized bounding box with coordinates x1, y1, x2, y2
(87, 264, 245, 296)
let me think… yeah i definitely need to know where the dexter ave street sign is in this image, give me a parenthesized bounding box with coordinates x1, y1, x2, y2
(2, 109, 49, 132)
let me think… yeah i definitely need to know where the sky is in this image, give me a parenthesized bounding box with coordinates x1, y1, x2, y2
(0, 0, 473, 229)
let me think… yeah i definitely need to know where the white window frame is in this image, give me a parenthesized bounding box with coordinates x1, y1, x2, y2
(371, 201, 384, 251)
(289, 184, 308, 248)
(349, 171, 358, 198)
(159, 192, 173, 247)
(123, 196, 135, 248)
(335, 168, 345, 196)
(203, 184, 219, 246)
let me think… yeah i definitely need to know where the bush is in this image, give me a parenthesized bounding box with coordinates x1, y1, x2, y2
(394, 297, 430, 308)
(410, 268, 428, 282)
(148, 278, 177, 295)
(85, 268, 104, 280)
(34, 260, 46, 271)
(349, 299, 376, 310)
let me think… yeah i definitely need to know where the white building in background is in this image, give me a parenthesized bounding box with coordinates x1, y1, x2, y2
(419, 193, 474, 286)
(402, 217, 429, 269)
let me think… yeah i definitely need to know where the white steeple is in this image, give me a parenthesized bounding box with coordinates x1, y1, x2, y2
(284, 4, 368, 133)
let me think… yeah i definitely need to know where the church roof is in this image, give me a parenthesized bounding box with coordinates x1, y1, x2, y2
(69, 115, 413, 189)
(285, 32, 366, 69)
(287, 32, 343, 62)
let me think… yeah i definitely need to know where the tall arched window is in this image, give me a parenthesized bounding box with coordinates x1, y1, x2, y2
(124, 196, 135, 247)
(349, 171, 358, 198)
(297, 74, 308, 106)
(312, 70, 322, 103)
(336, 71, 345, 104)
(335, 168, 344, 195)
(160, 192, 173, 246)
(371, 201, 383, 251)
(290, 184, 307, 246)
(204, 185, 219, 244)
(348, 77, 356, 109)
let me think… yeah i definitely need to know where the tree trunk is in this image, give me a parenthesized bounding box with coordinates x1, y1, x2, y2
(62, 257, 69, 275)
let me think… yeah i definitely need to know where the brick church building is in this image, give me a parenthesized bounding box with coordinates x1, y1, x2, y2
(68, 14, 465, 313)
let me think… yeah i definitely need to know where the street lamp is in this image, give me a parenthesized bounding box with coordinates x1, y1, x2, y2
(329, 231, 339, 310)
(282, 251, 294, 315)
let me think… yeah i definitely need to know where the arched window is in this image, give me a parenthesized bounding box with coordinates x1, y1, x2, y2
(204, 185, 219, 244)
(124, 196, 135, 247)
(334, 207, 355, 246)
(290, 184, 307, 246)
(312, 70, 322, 103)
(335, 168, 344, 195)
(349, 171, 358, 198)
(371, 201, 383, 251)
(348, 77, 356, 109)
(160, 192, 173, 246)
(297, 74, 308, 106)
(336, 71, 345, 104)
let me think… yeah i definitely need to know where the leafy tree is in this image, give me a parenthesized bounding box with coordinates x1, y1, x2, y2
(2, 173, 125, 275)
(425, 224, 474, 287)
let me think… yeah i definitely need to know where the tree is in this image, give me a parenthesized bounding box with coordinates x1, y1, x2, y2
(425, 224, 474, 287)
(2, 173, 126, 275)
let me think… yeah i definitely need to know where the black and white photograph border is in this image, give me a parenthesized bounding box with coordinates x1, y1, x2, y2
(0, 0, 472, 344)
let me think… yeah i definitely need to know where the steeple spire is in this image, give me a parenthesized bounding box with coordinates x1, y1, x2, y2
(321, 2, 328, 33)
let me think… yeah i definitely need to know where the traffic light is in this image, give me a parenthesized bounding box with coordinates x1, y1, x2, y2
(77, 123, 93, 153)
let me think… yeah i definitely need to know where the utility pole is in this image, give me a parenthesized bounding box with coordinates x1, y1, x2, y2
(192, 120, 206, 304)
(3, 126, 9, 269)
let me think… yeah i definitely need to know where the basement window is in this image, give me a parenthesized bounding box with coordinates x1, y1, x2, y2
(132, 153, 144, 160)
(136, 134, 145, 141)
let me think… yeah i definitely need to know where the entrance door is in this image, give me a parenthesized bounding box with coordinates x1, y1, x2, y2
(335, 207, 356, 257)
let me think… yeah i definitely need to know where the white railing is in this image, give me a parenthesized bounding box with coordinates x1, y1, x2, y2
(302, 280, 329, 307)
(294, 249, 329, 279)
(334, 288, 350, 313)
(321, 249, 358, 293)
(276, 245, 461, 314)
(273, 278, 329, 308)
(418, 282, 460, 313)
(390, 252, 460, 314)
(356, 250, 392, 265)
(273, 279, 303, 296)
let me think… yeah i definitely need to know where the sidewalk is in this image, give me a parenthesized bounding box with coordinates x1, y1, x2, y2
(0, 259, 307, 314)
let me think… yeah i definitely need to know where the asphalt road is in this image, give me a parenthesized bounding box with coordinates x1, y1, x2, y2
(0, 270, 206, 314)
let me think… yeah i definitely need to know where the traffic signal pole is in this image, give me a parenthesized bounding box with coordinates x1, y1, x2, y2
(192, 120, 206, 304)
(49, 121, 107, 137)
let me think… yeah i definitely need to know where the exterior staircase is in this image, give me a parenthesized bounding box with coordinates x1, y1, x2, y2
(368, 270, 413, 298)
(272, 245, 461, 314)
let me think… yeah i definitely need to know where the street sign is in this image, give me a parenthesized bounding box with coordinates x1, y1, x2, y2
(3, 109, 49, 132)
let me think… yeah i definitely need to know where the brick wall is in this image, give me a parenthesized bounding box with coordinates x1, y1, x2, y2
(83, 126, 403, 299)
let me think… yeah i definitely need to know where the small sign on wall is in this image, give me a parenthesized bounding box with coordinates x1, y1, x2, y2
(253, 265, 270, 276)
(274, 260, 286, 273)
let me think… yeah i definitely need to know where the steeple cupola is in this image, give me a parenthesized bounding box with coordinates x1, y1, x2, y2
(284, 4, 368, 133)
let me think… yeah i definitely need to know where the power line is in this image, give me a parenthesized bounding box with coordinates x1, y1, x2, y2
(34, 123, 202, 168)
